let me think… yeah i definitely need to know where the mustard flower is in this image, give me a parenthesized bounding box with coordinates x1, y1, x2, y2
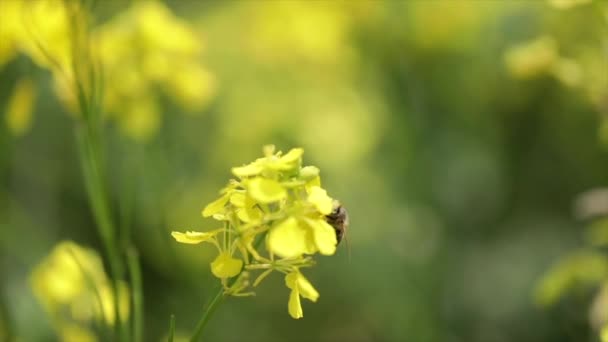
(172, 145, 339, 318)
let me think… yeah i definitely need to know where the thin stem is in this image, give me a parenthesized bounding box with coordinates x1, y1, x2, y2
(76, 126, 126, 341)
(189, 283, 225, 342)
(168, 314, 176, 342)
(189, 235, 264, 342)
(127, 248, 143, 342)
(0, 288, 13, 341)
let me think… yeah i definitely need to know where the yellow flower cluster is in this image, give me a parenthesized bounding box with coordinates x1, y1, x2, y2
(172, 146, 338, 319)
(1, 0, 215, 141)
(31, 241, 129, 341)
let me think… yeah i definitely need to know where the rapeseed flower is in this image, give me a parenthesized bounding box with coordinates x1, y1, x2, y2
(172, 146, 339, 318)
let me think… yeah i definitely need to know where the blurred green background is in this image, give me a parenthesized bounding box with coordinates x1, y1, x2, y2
(1, 0, 607, 341)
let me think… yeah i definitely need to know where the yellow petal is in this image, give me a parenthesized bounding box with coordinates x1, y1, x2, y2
(232, 160, 264, 177)
(267, 217, 308, 258)
(263, 144, 276, 157)
(305, 176, 321, 191)
(303, 218, 337, 256)
(288, 287, 303, 319)
(280, 148, 304, 163)
(210, 252, 243, 279)
(297, 274, 319, 302)
(299, 166, 319, 180)
(237, 206, 262, 224)
(247, 177, 286, 204)
(171, 230, 220, 244)
(229, 192, 246, 207)
(268, 148, 303, 171)
(285, 271, 319, 302)
(202, 193, 230, 217)
(307, 186, 333, 215)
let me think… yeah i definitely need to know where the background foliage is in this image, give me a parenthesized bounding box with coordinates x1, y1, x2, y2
(1, 0, 607, 341)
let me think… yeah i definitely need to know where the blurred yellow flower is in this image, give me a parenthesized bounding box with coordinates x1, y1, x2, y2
(0, 0, 76, 71)
(60, 323, 97, 342)
(5, 78, 36, 136)
(535, 251, 608, 307)
(247, 2, 352, 66)
(0, 0, 215, 141)
(548, 0, 593, 10)
(31, 241, 130, 340)
(505, 36, 559, 79)
(95, 0, 216, 141)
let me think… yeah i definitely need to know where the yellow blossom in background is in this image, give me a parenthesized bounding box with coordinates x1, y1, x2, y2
(534, 251, 608, 307)
(5, 78, 36, 136)
(31, 241, 129, 341)
(172, 146, 340, 318)
(0, 0, 76, 71)
(0, 0, 84, 135)
(548, 0, 593, 10)
(246, 1, 354, 66)
(59, 323, 96, 342)
(505, 36, 559, 79)
(0, 0, 215, 141)
(505, 35, 584, 88)
(94, 0, 215, 141)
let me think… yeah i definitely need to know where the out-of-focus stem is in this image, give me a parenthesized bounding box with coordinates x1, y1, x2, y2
(168, 314, 176, 342)
(127, 248, 144, 342)
(189, 283, 226, 342)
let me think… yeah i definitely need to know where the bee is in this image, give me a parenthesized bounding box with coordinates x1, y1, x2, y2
(325, 200, 349, 244)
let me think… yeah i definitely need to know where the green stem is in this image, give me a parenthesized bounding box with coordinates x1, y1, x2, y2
(168, 314, 176, 342)
(127, 248, 144, 342)
(76, 125, 126, 341)
(63, 2, 130, 340)
(189, 283, 226, 342)
(0, 289, 13, 342)
(189, 236, 264, 342)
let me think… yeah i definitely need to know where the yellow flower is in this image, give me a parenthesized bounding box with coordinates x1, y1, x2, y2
(172, 146, 339, 317)
(548, 0, 592, 9)
(285, 271, 319, 319)
(93, 0, 216, 141)
(534, 251, 608, 307)
(5, 77, 36, 137)
(505, 36, 558, 79)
